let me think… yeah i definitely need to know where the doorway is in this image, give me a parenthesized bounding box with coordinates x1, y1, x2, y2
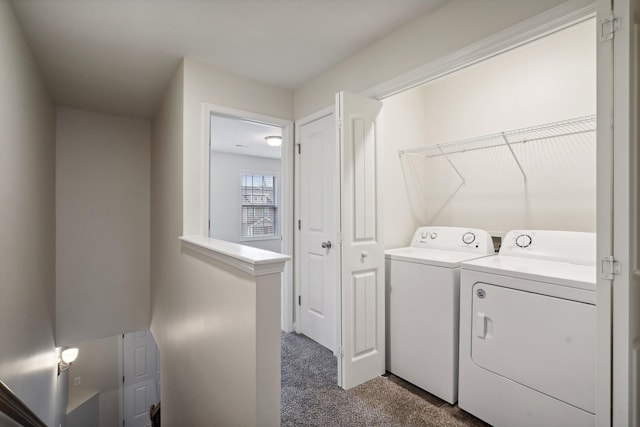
(202, 103, 294, 330)
(295, 112, 339, 353)
(294, 91, 385, 391)
(209, 114, 284, 254)
(122, 330, 160, 427)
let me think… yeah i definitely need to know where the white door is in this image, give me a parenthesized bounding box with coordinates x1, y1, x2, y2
(123, 330, 160, 427)
(297, 113, 338, 352)
(336, 91, 385, 389)
(597, 0, 640, 425)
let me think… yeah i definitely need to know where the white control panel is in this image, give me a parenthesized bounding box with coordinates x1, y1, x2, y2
(410, 226, 495, 254)
(500, 230, 596, 266)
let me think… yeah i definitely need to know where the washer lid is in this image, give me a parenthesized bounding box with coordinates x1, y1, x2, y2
(385, 247, 496, 268)
(461, 254, 596, 291)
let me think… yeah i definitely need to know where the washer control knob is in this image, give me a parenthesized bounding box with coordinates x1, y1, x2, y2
(421, 231, 428, 239)
(430, 232, 437, 239)
(515, 234, 532, 248)
(462, 232, 476, 245)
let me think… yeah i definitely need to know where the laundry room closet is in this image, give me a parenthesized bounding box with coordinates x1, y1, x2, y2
(382, 18, 596, 247)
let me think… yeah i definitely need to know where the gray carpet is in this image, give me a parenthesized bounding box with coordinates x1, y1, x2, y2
(281, 332, 490, 427)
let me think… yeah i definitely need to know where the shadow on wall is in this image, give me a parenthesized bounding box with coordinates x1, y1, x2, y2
(66, 392, 98, 427)
(399, 150, 465, 225)
(398, 117, 596, 233)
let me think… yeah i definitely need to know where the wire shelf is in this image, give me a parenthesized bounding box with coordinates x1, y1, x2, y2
(398, 115, 596, 182)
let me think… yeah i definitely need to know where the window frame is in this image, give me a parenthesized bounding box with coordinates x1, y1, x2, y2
(239, 170, 280, 242)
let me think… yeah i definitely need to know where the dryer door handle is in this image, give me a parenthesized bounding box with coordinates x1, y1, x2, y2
(476, 312, 487, 338)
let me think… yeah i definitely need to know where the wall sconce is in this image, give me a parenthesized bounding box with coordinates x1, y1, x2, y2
(265, 135, 282, 147)
(58, 347, 79, 376)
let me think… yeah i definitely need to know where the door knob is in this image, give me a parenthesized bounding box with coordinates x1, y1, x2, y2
(321, 241, 332, 249)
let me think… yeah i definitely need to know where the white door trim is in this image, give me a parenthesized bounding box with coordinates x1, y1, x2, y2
(608, 0, 640, 425)
(201, 103, 294, 331)
(595, 1, 614, 425)
(293, 105, 335, 333)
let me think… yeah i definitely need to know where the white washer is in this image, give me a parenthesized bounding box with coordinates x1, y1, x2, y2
(458, 230, 597, 427)
(385, 226, 495, 404)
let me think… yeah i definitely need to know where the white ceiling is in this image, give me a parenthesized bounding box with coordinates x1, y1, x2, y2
(10, 0, 446, 119)
(211, 114, 282, 159)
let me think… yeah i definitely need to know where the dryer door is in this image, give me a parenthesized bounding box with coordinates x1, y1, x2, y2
(471, 282, 596, 413)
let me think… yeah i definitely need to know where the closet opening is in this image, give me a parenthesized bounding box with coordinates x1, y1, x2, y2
(381, 18, 596, 244)
(284, 15, 599, 425)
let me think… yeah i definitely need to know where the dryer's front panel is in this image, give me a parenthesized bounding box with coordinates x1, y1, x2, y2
(471, 282, 596, 414)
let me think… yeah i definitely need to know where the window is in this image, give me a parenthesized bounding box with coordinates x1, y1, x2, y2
(241, 173, 277, 239)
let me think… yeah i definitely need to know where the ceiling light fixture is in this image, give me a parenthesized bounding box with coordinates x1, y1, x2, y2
(265, 136, 282, 147)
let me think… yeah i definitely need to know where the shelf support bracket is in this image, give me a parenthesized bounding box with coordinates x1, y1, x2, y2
(437, 144, 466, 184)
(501, 133, 527, 182)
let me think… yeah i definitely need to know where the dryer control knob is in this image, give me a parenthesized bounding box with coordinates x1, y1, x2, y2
(421, 231, 428, 239)
(462, 232, 476, 244)
(515, 234, 532, 248)
(430, 232, 437, 239)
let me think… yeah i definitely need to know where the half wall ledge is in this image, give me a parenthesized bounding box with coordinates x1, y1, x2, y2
(179, 235, 290, 276)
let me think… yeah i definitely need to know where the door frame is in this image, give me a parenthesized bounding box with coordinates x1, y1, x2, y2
(293, 105, 337, 334)
(606, 0, 640, 424)
(200, 103, 294, 331)
(595, 0, 614, 425)
(361, 1, 606, 414)
(362, 0, 606, 416)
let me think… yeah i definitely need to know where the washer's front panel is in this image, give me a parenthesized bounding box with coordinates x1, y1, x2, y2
(386, 259, 458, 403)
(471, 282, 596, 413)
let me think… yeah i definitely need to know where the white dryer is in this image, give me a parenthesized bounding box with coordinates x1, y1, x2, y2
(385, 226, 495, 404)
(458, 230, 597, 427)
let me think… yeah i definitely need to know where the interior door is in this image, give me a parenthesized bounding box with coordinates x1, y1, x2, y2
(123, 330, 160, 427)
(602, 0, 640, 425)
(297, 113, 338, 352)
(337, 91, 385, 389)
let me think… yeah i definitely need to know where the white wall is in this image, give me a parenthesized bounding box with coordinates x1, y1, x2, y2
(150, 62, 187, 426)
(380, 88, 430, 249)
(66, 392, 99, 427)
(56, 108, 151, 345)
(384, 19, 596, 243)
(0, 1, 65, 425)
(66, 335, 120, 427)
(151, 59, 291, 426)
(210, 151, 282, 252)
(293, 0, 580, 118)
